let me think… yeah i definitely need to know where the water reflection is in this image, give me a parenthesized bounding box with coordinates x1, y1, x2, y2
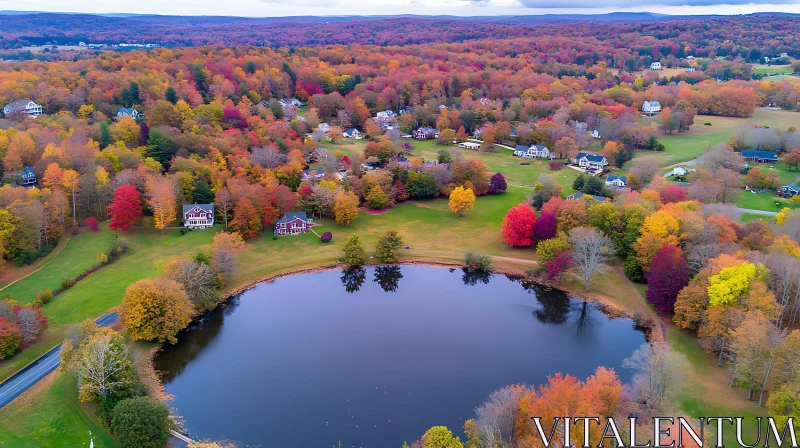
(373, 265, 403, 292)
(461, 267, 493, 286)
(340, 266, 366, 293)
(154, 266, 645, 448)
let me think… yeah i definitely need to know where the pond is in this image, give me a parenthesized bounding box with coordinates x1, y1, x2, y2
(154, 266, 646, 447)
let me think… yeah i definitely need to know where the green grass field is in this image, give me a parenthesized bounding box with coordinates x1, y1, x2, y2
(0, 372, 116, 448)
(0, 228, 117, 303)
(630, 109, 799, 168)
(752, 64, 794, 75)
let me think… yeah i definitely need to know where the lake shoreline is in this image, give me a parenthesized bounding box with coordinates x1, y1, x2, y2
(142, 260, 655, 424)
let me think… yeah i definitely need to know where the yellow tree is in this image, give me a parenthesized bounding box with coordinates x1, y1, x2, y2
(120, 278, 193, 344)
(449, 186, 476, 217)
(334, 190, 359, 226)
(112, 115, 141, 145)
(146, 175, 177, 232)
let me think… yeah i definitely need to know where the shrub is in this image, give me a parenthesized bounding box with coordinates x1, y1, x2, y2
(99, 253, 109, 264)
(464, 252, 492, 271)
(549, 162, 565, 171)
(84, 216, 99, 231)
(61, 278, 77, 291)
(320, 231, 333, 243)
(178, 228, 189, 236)
(0, 318, 22, 359)
(704, 122, 712, 126)
(111, 397, 171, 448)
(34, 289, 53, 306)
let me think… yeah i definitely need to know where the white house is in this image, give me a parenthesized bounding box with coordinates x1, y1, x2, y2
(514, 144, 552, 159)
(573, 152, 608, 171)
(642, 101, 662, 115)
(116, 107, 142, 120)
(650, 62, 662, 70)
(605, 175, 627, 188)
(459, 141, 481, 150)
(3, 100, 43, 118)
(182, 204, 214, 229)
(318, 123, 331, 133)
(665, 166, 695, 178)
(343, 128, 362, 139)
(591, 130, 601, 139)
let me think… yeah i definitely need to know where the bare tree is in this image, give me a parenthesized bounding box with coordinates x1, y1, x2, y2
(250, 146, 287, 169)
(76, 333, 132, 400)
(474, 385, 527, 448)
(166, 259, 219, 311)
(569, 227, 612, 291)
(623, 342, 688, 413)
(629, 159, 661, 185)
(15, 308, 45, 344)
(214, 187, 233, 231)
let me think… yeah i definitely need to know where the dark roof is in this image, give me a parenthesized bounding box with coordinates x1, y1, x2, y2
(345, 128, 359, 135)
(277, 212, 308, 224)
(515, 145, 529, 152)
(183, 204, 214, 215)
(117, 107, 138, 116)
(781, 183, 799, 192)
(576, 152, 606, 163)
(607, 175, 627, 183)
(21, 166, 36, 179)
(567, 192, 607, 202)
(741, 150, 778, 160)
(416, 127, 439, 134)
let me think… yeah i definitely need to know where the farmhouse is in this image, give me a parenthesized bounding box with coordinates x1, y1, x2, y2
(605, 175, 627, 188)
(567, 192, 607, 202)
(3, 100, 43, 118)
(343, 128, 362, 139)
(778, 183, 799, 198)
(513, 144, 552, 159)
(21, 166, 37, 189)
(642, 101, 662, 115)
(741, 150, 778, 164)
(183, 204, 214, 229)
(459, 141, 481, 150)
(413, 127, 440, 140)
(665, 166, 695, 177)
(686, 67, 696, 73)
(116, 107, 142, 120)
(573, 121, 589, 132)
(650, 62, 662, 70)
(275, 212, 314, 235)
(573, 152, 608, 171)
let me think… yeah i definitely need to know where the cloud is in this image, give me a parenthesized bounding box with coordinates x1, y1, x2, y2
(517, 0, 796, 7)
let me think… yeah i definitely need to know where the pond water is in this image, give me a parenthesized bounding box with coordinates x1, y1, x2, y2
(154, 266, 646, 447)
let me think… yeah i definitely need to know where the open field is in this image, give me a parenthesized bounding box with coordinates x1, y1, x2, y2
(0, 371, 116, 448)
(0, 228, 117, 303)
(752, 64, 794, 75)
(631, 109, 799, 168)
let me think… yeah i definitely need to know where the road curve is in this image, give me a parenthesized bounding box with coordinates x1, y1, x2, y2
(0, 312, 119, 408)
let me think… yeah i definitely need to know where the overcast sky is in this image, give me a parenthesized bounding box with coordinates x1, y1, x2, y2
(3, 0, 799, 16)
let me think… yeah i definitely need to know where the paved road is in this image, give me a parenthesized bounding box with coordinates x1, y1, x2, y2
(0, 312, 119, 408)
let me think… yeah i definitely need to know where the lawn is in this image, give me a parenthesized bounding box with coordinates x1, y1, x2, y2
(0, 227, 117, 303)
(668, 326, 767, 446)
(735, 190, 800, 212)
(630, 109, 799, 168)
(752, 64, 794, 75)
(0, 371, 117, 448)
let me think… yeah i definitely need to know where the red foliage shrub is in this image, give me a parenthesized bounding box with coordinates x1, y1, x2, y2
(501, 204, 537, 247)
(84, 216, 99, 231)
